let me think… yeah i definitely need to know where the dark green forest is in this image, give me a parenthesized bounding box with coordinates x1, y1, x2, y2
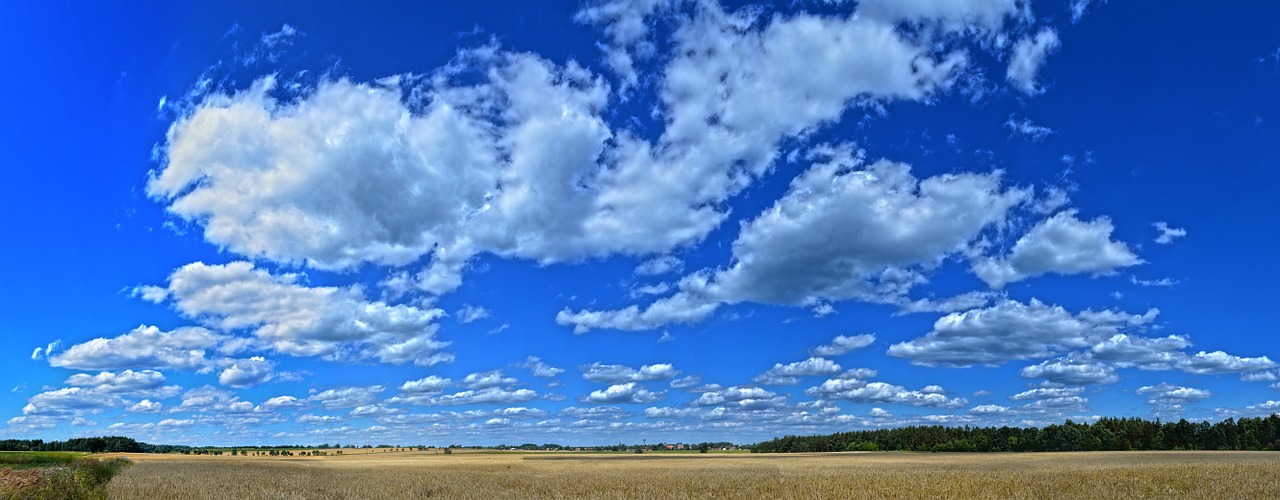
(752, 415, 1280, 453)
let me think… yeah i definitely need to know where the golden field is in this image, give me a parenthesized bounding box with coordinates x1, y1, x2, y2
(103, 450, 1280, 499)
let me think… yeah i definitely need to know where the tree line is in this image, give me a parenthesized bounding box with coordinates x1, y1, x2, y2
(751, 415, 1280, 453)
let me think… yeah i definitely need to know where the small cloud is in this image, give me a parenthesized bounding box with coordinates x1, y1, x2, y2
(1005, 115, 1054, 141)
(1153, 222, 1187, 245)
(457, 305, 490, 324)
(658, 331, 675, 343)
(811, 303, 836, 317)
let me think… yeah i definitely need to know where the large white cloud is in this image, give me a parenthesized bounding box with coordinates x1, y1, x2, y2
(887, 299, 1157, 366)
(155, 261, 449, 366)
(64, 370, 179, 398)
(560, 152, 1030, 332)
(973, 210, 1141, 288)
(218, 357, 276, 389)
(152, 0, 976, 310)
(50, 325, 229, 372)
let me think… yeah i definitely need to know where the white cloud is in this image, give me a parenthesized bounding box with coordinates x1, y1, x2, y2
(157, 0, 977, 314)
(1153, 222, 1187, 245)
(30, 340, 62, 361)
(175, 386, 256, 414)
(64, 369, 173, 396)
(22, 387, 124, 417)
(973, 210, 1142, 289)
(1020, 356, 1118, 386)
(806, 378, 967, 408)
(259, 396, 303, 410)
(1005, 115, 1054, 141)
(431, 387, 539, 406)
(1216, 400, 1280, 417)
(309, 386, 386, 410)
(888, 299, 1156, 366)
(456, 305, 490, 324)
(753, 357, 843, 385)
(581, 383, 664, 404)
(810, 334, 875, 357)
(1010, 387, 1084, 401)
(218, 357, 275, 388)
(461, 370, 517, 389)
(580, 362, 678, 384)
(129, 400, 163, 413)
(968, 404, 1012, 415)
(1136, 383, 1210, 405)
(643, 406, 700, 419)
(398, 376, 452, 395)
(1178, 351, 1276, 375)
(635, 256, 684, 276)
(521, 356, 565, 378)
(50, 325, 226, 372)
(1069, 0, 1102, 23)
(157, 261, 450, 366)
(691, 386, 787, 410)
(1007, 28, 1060, 95)
(561, 152, 1029, 331)
(1090, 333, 1190, 370)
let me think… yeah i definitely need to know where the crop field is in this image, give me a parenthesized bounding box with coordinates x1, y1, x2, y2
(103, 450, 1280, 499)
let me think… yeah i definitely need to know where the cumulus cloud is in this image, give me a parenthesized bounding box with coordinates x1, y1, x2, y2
(888, 299, 1157, 366)
(50, 325, 227, 372)
(1090, 334, 1190, 370)
(561, 151, 1030, 332)
(1010, 387, 1084, 401)
(64, 370, 175, 396)
(805, 378, 967, 408)
(1007, 28, 1060, 95)
(1178, 351, 1276, 375)
(218, 357, 275, 388)
(580, 362, 678, 384)
(1136, 383, 1210, 405)
(1153, 222, 1187, 245)
(399, 376, 452, 394)
(309, 386, 386, 410)
(752, 357, 842, 385)
(1020, 356, 1118, 386)
(22, 387, 125, 417)
(431, 387, 539, 406)
(176, 386, 256, 414)
(460, 370, 518, 389)
(154, 261, 450, 366)
(691, 386, 787, 410)
(521, 356, 565, 378)
(973, 210, 1141, 289)
(581, 383, 664, 404)
(810, 334, 876, 357)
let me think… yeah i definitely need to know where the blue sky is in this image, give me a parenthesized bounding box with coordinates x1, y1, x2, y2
(3, 0, 1280, 447)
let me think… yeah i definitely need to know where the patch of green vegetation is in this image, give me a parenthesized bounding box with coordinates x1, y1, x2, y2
(0, 456, 131, 500)
(0, 451, 85, 469)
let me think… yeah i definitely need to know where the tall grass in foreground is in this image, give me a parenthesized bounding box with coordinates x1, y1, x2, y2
(106, 451, 1280, 499)
(0, 456, 131, 500)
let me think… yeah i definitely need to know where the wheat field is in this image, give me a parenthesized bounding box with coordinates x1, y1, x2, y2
(104, 450, 1280, 499)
